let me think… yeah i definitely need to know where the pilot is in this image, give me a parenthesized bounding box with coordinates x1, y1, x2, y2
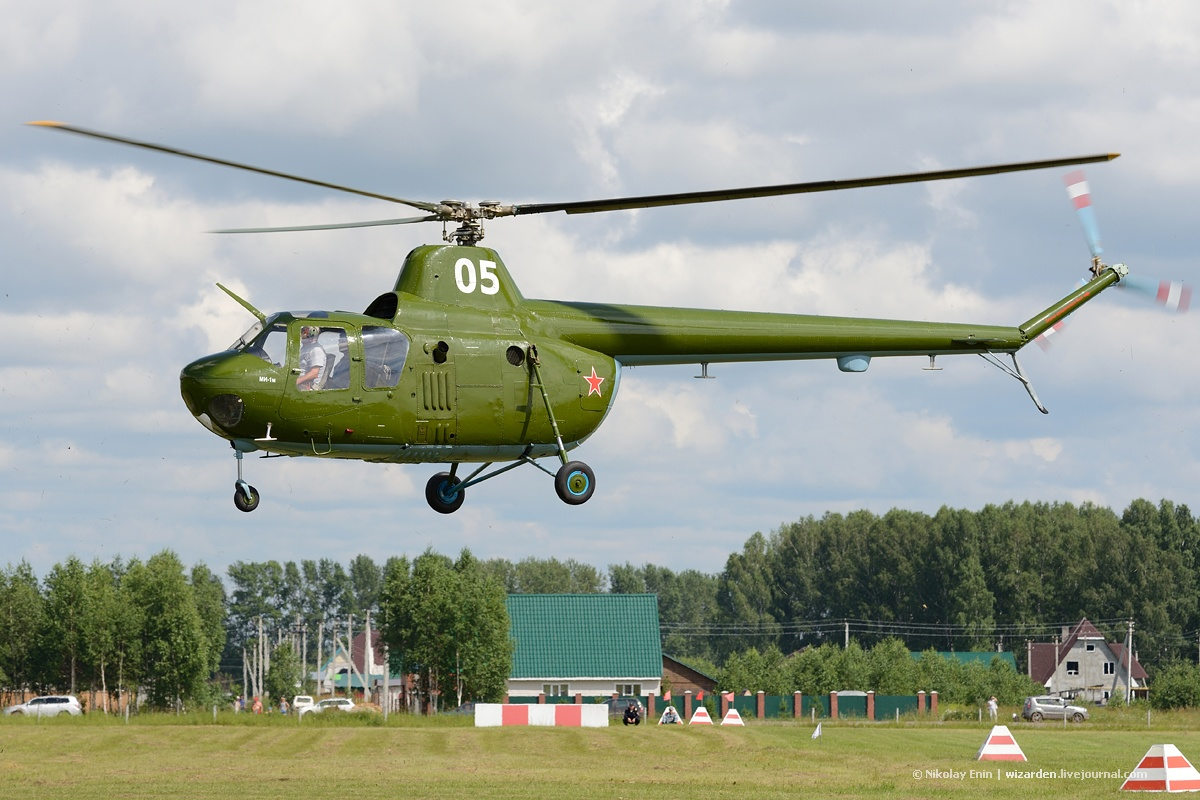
(296, 325, 327, 390)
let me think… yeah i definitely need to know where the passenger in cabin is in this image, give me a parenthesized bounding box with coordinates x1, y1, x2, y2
(296, 326, 327, 390)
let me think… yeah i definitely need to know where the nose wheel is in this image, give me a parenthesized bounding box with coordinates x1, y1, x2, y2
(234, 483, 260, 513)
(232, 447, 260, 512)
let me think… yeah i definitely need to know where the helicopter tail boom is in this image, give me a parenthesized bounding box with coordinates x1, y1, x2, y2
(1019, 265, 1126, 341)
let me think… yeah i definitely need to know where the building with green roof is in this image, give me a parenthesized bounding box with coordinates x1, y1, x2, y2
(505, 594, 663, 698)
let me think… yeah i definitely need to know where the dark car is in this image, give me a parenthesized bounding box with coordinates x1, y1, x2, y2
(604, 697, 645, 718)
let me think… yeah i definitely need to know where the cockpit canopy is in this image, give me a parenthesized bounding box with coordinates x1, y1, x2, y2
(229, 314, 409, 391)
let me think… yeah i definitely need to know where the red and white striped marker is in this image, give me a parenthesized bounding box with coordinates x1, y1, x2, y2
(720, 708, 745, 726)
(1121, 744, 1200, 792)
(976, 725, 1027, 761)
(689, 706, 713, 725)
(474, 703, 608, 727)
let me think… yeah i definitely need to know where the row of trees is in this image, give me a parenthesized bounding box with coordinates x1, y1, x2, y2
(698, 498, 1198, 667)
(716, 639, 1040, 706)
(6, 497, 1199, 709)
(0, 552, 224, 709)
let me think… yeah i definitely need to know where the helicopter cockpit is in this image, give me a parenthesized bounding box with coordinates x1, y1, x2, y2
(228, 314, 409, 392)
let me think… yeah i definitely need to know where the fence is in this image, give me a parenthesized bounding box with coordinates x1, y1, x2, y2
(502, 690, 937, 722)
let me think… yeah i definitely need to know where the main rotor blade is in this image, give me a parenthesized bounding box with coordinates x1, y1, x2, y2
(512, 153, 1120, 216)
(27, 121, 441, 214)
(211, 214, 441, 234)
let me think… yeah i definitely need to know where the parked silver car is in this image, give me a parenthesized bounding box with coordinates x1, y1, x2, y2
(4, 695, 83, 717)
(1021, 695, 1089, 722)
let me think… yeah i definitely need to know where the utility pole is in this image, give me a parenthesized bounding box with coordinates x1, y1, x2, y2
(1127, 619, 1134, 705)
(257, 615, 265, 701)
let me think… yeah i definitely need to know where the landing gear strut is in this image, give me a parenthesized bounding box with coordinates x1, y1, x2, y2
(233, 447, 260, 513)
(419, 344, 598, 514)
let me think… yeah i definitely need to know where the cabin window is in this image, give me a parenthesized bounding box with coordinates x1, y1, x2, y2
(362, 326, 409, 389)
(293, 324, 347, 392)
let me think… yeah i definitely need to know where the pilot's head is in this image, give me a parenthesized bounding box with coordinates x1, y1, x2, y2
(301, 326, 319, 340)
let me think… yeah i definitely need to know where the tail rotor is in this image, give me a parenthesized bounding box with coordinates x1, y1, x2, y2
(1037, 171, 1190, 350)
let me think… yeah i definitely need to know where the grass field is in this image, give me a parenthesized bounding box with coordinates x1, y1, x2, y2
(2, 711, 1197, 799)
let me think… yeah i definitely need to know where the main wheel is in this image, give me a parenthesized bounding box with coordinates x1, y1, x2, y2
(234, 485, 260, 512)
(555, 461, 595, 505)
(426, 472, 465, 514)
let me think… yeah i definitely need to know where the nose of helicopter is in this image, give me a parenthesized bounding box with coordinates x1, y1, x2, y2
(179, 352, 257, 434)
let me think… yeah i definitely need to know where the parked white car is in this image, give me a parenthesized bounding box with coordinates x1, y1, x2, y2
(309, 697, 356, 714)
(4, 696, 83, 717)
(292, 695, 315, 715)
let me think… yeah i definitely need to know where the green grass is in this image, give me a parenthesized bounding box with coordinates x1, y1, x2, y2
(2, 711, 1196, 799)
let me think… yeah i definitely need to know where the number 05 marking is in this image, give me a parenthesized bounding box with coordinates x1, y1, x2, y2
(455, 258, 500, 295)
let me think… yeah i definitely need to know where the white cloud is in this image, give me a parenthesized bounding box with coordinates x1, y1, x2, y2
(2, 0, 1199, 578)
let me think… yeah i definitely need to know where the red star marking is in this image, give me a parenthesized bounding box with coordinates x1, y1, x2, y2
(584, 366, 604, 397)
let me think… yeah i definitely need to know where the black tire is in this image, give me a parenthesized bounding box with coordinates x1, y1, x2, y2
(426, 473, 465, 514)
(234, 485, 260, 512)
(1030, 711, 1043, 722)
(1070, 712, 1084, 723)
(555, 461, 595, 505)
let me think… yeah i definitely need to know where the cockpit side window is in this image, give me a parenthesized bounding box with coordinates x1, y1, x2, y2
(293, 324, 348, 392)
(243, 322, 289, 368)
(362, 326, 409, 389)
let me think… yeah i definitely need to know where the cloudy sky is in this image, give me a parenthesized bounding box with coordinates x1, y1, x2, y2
(3, 0, 1197, 580)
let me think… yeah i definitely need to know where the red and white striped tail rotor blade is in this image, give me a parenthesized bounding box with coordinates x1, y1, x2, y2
(1063, 170, 1104, 259)
(1120, 274, 1192, 313)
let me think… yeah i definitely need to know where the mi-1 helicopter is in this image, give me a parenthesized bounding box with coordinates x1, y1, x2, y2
(32, 122, 1165, 515)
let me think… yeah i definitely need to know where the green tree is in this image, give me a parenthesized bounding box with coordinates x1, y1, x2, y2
(80, 560, 120, 710)
(1149, 662, 1200, 710)
(715, 532, 779, 659)
(265, 643, 303, 704)
(43, 556, 88, 693)
(190, 564, 227, 677)
(381, 549, 512, 709)
(0, 562, 44, 690)
(125, 551, 210, 709)
(348, 555, 383, 616)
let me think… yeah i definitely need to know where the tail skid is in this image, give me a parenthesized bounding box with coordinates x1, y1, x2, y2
(982, 265, 1126, 414)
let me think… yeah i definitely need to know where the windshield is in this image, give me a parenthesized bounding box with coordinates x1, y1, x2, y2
(242, 320, 289, 368)
(228, 314, 280, 352)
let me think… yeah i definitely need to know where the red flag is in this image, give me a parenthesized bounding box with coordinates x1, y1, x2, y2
(696, 690, 704, 702)
(663, 690, 671, 702)
(722, 691, 734, 703)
